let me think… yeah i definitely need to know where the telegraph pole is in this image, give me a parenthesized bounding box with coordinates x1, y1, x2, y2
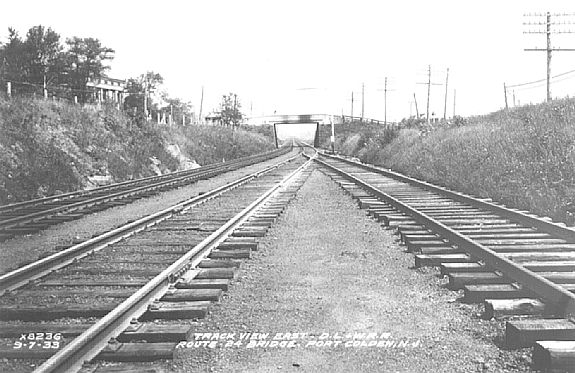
(524, 12, 575, 102)
(426, 65, 431, 123)
(198, 86, 204, 124)
(233, 93, 237, 127)
(443, 68, 449, 121)
(351, 91, 354, 118)
(503, 83, 509, 109)
(143, 85, 148, 118)
(546, 12, 552, 101)
(417, 65, 442, 124)
(378, 77, 395, 126)
(361, 83, 365, 121)
(384, 77, 387, 126)
(413, 93, 420, 119)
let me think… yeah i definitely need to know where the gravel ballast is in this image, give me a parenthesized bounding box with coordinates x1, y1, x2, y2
(172, 168, 532, 373)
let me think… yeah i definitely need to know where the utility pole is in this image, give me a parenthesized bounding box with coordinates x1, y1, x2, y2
(503, 83, 509, 109)
(233, 93, 237, 128)
(351, 91, 354, 118)
(417, 65, 442, 124)
(546, 12, 551, 101)
(143, 86, 148, 118)
(198, 86, 204, 124)
(524, 12, 575, 102)
(377, 77, 395, 126)
(330, 119, 335, 154)
(361, 83, 365, 121)
(443, 68, 449, 121)
(426, 65, 431, 123)
(413, 93, 420, 119)
(142, 74, 153, 119)
(384, 77, 387, 126)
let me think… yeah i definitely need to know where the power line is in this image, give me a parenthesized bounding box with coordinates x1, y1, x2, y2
(515, 74, 575, 92)
(508, 68, 575, 88)
(523, 12, 575, 101)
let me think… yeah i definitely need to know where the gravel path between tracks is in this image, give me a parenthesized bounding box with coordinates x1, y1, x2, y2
(172, 168, 532, 373)
(0, 150, 300, 276)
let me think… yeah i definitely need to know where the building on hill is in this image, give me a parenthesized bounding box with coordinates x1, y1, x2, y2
(205, 111, 222, 125)
(86, 76, 125, 103)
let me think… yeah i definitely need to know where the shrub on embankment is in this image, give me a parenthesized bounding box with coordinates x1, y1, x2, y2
(331, 98, 575, 224)
(0, 97, 274, 204)
(167, 124, 275, 166)
(323, 121, 400, 159)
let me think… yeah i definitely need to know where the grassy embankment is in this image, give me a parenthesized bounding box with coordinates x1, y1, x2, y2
(0, 97, 274, 204)
(327, 98, 575, 224)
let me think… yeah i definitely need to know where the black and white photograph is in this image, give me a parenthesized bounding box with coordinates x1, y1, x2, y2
(1, 1, 575, 372)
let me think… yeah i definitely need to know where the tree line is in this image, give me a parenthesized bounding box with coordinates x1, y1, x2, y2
(0, 24, 243, 126)
(0, 25, 114, 102)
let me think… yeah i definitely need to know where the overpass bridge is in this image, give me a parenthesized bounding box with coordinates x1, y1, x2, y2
(245, 114, 389, 126)
(246, 114, 339, 126)
(245, 114, 337, 150)
(245, 114, 393, 151)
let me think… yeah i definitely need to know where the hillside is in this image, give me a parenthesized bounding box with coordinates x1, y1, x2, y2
(0, 97, 275, 204)
(327, 98, 575, 224)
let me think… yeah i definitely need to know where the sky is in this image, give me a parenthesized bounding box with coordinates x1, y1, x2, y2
(2, 0, 575, 122)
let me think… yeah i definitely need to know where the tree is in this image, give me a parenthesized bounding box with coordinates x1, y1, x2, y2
(219, 93, 242, 127)
(63, 37, 114, 102)
(1, 26, 67, 95)
(0, 28, 26, 86)
(123, 71, 164, 117)
(23, 26, 64, 89)
(160, 94, 193, 125)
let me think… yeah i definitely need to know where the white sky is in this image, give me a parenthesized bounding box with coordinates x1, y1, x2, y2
(2, 0, 575, 121)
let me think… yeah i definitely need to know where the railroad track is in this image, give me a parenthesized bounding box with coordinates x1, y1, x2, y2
(311, 150, 575, 372)
(0, 146, 291, 241)
(0, 148, 315, 373)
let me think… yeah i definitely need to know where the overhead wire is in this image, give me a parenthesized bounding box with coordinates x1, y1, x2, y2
(508, 68, 575, 88)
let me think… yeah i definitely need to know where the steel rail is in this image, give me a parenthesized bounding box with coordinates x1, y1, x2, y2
(0, 167, 224, 229)
(0, 160, 252, 230)
(0, 147, 290, 215)
(0, 151, 301, 296)
(34, 151, 316, 373)
(320, 152, 575, 242)
(315, 155, 575, 317)
(0, 147, 292, 241)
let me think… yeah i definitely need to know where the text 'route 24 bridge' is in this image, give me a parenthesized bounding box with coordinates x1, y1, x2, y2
(245, 114, 390, 150)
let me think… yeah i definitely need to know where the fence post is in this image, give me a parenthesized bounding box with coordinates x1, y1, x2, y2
(6, 82, 11, 98)
(182, 114, 186, 126)
(74, 96, 78, 104)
